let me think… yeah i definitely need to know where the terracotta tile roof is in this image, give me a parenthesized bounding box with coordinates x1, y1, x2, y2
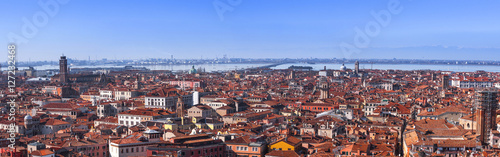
(270, 136, 301, 146)
(43, 103, 79, 109)
(95, 116, 118, 123)
(265, 150, 300, 157)
(433, 139, 480, 148)
(351, 142, 370, 153)
(193, 104, 213, 110)
(119, 108, 174, 117)
(217, 106, 234, 110)
(225, 136, 251, 144)
(44, 118, 70, 125)
(62, 138, 107, 147)
(30, 149, 54, 156)
(146, 87, 189, 97)
(310, 151, 335, 157)
(413, 119, 459, 130)
(417, 106, 467, 116)
(183, 138, 216, 144)
(111, 138, 142, 144)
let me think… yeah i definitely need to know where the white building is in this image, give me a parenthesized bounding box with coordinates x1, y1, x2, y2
(451, 77, 493, 88)
(100, 89, 114, 100)
(117, 108, 174, 127)
(193, 91, 199, 105)
(109, 137, 155, 157)
(363, 99, 389, 115)
(97, 100, 137, 118)
(114, 89, 140, 100)
(318, 70, 333, 77)
(144, 88, 192, 110)
(364, 79, 397, 91)
(206, 100, 230, 110)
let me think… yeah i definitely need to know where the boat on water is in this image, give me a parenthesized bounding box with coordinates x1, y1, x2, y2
(288, 65, 313, 71)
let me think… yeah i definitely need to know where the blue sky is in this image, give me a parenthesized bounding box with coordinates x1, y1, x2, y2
(1, 0, 500, 61)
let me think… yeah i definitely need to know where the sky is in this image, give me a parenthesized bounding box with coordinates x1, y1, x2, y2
(1, 0, 500, 61)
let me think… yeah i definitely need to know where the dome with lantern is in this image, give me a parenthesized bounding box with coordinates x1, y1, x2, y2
(24, 114, 32, 120)
(189, 65, 197, 74)
(340, 64, 347, 71)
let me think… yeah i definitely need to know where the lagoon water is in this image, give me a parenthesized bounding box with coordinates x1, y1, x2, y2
(6, 62, 500, 72)
(7, 63, 266, 72)
(273, 63, 500, 72)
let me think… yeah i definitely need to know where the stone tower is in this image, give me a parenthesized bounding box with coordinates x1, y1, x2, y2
(176, 96, 184, 118)
(320, 80, 329, 99)
(289, 70, 295, 79)
(59, 55, 68, 83)
(355, 60, 359, 75)
(442, 75, 450, 89)
(476, 90, 498, 146)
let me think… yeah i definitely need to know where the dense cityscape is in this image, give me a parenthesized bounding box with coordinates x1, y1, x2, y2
(3, 1, 500, 157)
(0, 55, 498, 157)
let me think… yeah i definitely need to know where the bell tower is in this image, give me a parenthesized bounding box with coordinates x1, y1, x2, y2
(320, 80, 329, 99)
(59, 55, 68, 83)
(176, 96, 184, 117)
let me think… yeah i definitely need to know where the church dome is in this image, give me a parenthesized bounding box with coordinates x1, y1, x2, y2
(189, 65, 197, 74)
(340, 64, 347, 71)
(24, 114, 32, 120)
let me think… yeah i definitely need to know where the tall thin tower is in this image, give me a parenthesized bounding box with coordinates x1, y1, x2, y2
(442, 75, 449, 89)
(289, 70, 295, 79)
(319, 79, 329, 99)
(176, 96, 184, 118)
(355, 60, 359, 74)
(59, 55, 68, 83)
(475, 90, 498, 146)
